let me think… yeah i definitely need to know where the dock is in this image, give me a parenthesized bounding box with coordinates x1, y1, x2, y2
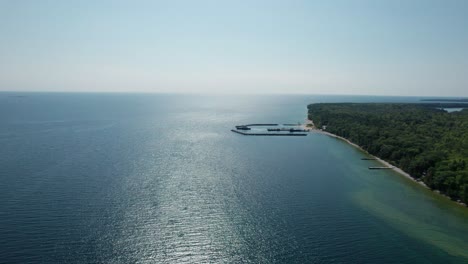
(368, 166, 394, 170)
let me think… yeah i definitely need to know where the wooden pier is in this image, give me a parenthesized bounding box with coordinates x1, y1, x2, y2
(368, 166, 394, 170)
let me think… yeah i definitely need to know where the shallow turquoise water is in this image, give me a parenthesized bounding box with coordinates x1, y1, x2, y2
(0, 93, 467, 263)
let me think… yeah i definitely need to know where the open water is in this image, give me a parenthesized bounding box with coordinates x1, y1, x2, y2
(0, 93, 467, 263)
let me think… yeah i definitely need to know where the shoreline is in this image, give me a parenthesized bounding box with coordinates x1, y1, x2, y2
(304, 119, 467, 208)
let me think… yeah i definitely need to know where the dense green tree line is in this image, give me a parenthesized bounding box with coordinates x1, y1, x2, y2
(308, 103, 468, 204)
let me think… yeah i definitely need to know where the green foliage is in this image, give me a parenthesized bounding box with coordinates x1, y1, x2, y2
(308, 103, 468, 204)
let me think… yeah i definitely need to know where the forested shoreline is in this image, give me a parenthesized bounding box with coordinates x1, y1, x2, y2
(308, 103, 468, 204)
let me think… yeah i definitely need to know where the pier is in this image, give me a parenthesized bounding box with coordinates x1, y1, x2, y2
(368, 166, 394, 170)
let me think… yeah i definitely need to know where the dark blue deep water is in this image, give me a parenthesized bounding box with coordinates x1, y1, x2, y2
(1, 93, 467, 263)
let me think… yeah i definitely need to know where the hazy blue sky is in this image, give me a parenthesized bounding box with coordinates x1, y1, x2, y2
(1, 0, 467, 96)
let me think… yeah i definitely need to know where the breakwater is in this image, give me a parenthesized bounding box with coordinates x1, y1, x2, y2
(231, 129, 307, 136)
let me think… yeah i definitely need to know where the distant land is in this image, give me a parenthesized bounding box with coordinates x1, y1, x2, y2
(421, 98, 468, 102)
(308, 103, 468, 205)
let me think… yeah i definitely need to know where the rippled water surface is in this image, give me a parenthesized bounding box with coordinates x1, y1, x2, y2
(1, 93, 467, 263)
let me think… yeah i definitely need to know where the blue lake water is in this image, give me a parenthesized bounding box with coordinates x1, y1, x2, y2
(0, 93, 467, 263)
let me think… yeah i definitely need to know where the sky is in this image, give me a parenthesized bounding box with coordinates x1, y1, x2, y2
(1, 0, 467, 96)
